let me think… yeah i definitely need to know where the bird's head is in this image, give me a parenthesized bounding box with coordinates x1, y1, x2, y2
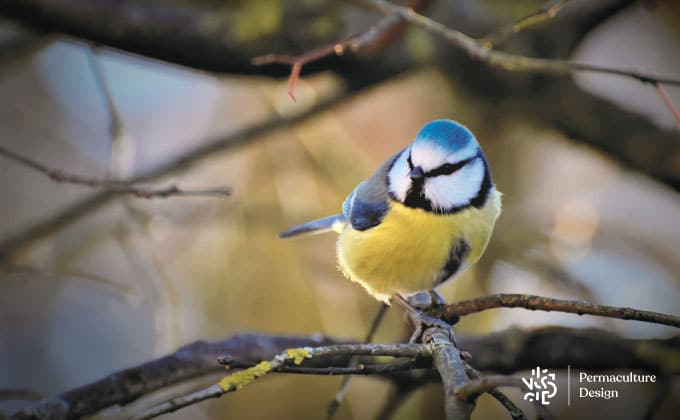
(387, 120, 492, 213)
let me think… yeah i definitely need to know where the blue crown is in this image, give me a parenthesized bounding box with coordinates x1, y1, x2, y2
(413, 120, 476, 151)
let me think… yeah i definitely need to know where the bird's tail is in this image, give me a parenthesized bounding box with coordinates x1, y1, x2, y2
(279, 214, 345, 239)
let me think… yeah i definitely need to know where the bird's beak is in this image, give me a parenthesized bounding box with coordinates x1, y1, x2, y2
(409, 166, 425, 179)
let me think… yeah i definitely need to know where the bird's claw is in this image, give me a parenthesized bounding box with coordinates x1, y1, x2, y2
(405, 309, 457, 346)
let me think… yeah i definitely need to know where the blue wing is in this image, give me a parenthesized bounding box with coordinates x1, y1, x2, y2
(342, 151, 401, 231)
(342, 185, 389, 231)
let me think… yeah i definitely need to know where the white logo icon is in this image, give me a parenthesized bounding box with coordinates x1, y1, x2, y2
(522, 366, 557, 405)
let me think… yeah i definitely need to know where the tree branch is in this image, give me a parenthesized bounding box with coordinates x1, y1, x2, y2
(10, 327, 678, 420)
(252, 14, 403, 102)
(358, 0, 680, 86)
(442, 294, 680, 328)
(465, 365, 527, 420)
(132, 343, 433, 420)
(454, 375, 524, 402)
(10, 334, 339, 420)
(478, 0, 574, 48)
(0, 144, 232, 198)
(424, 327, 474, 420)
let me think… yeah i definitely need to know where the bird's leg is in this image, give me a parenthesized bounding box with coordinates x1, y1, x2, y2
(393, 293, 457, 346)
(428, 289, 447, 306)
(428, 289, 460, 325)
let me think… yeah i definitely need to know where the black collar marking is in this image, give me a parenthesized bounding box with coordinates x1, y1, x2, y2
(437, 239, 471, 285)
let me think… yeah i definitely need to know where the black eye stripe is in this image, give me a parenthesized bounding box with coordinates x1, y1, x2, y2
(425, 154, 480, 177)
(407, 153, 414, 170)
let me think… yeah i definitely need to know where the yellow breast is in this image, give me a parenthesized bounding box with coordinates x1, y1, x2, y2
(336, 190, 501, 302)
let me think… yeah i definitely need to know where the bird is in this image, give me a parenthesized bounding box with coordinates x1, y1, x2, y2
(280, 119, 501, 308)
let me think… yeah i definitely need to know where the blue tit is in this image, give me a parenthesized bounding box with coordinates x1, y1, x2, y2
(281, 119, 501, 304)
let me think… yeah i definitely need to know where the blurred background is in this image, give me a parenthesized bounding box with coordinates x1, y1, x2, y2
(0, 1, 678, 419)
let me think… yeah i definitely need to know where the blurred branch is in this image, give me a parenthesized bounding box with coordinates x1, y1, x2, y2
(0, 389, 44, 402)
(0, 21, 52, 70)
(85, 45, 122, 141)
(258, 0, 678, 101)
(642, 376, 671, 420)
(0, 0, 347, 76)
(0, 1, 678, 263)
(11, 327, 678, 420)
(0, 90, 347, 262)
(0, 144, 232, 198)
(359, 0, 679, 86)
(479, 0, 573, 48)
(442, 293, 680, 328)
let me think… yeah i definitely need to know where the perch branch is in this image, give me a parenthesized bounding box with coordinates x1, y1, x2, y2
(424, 327, 473, 420)
(442, 294, 680, 328)
(0, 144, 231, 198)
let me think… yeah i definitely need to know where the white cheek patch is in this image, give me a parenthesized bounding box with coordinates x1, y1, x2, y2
(387, 150, 411, 201)
(424, 159, 484, 210)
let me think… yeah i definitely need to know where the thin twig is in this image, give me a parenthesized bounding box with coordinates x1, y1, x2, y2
(252, 14, 402, 101)
(479, 0, 573, 48)
(655, 82, 680, 128)
(642, 375, 670, 420)
(133, 342, 432, 420)
(442, 294, 680, 328)
(454, 375, 524, 402)
(0, 144, 231, 198)
(465, 365, 527, 420)
(86, 45, 123, 140)
(487, 389, 527, 420)
(326, 303, 389, 420)
(131, 384, 223, 420)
